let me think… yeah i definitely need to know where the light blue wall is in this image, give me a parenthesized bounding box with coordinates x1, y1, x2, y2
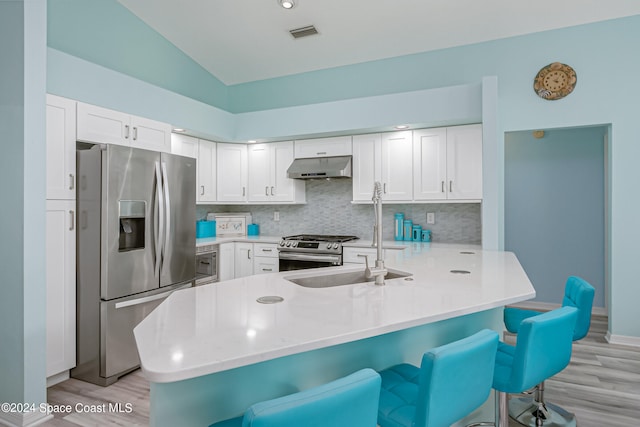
(0, 0, 48, 421)
(48, 0, 230, 111)
(45, 6, 640, 341)
(505, 127, 606, 308)
(47, 48, 236, 142)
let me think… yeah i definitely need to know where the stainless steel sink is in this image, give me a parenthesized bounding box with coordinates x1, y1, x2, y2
(286, 269, 412, 288)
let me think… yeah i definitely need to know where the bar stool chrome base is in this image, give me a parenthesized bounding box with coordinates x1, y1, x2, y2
(509, 397, 577, 427)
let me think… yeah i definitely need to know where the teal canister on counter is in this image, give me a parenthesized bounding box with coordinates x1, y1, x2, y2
(394, 213, 404, 240)
(412, 225, 422, 241)
(247, 223, 259, 236)
(196, 220, 216, 238)
(421, 229, 432, 242)
(403, 219, 413, 241)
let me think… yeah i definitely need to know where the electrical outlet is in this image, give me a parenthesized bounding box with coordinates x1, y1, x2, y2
(273, 211, 280, 221)
(427, 212, 435, 224)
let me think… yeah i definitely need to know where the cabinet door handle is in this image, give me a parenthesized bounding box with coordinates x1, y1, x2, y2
(262, 249, 273, 252)
(265, 186, 269, 196)
(263, 268, 273, 272)
(133, 127, 138, 140)
(441, 181, 445, 193)
(271, 186, 274, 196)
(200, 185, 205, 196)
(247, 249, 251, 259)
(124, 125, 130, 139)
(69, 174, 75, 190)
(242, 187, 246, 197)
(69, 210, 75, 231)
(449, 180, 453, 193)
(316, 151, 327, 155)
(383, 183, 387, 194)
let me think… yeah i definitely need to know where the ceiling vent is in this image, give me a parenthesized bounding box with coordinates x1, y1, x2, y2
(289, 25, 319, 39)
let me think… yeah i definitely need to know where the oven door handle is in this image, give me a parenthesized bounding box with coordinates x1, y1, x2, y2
(279, 252, 341, 264)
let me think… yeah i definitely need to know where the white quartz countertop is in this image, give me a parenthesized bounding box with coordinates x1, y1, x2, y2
(134, 243, 535, 383)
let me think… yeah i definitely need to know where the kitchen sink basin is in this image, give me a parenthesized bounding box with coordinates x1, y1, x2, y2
(286, 268, 412, 288)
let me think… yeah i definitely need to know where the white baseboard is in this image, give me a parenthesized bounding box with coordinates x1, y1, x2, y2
(46, 371, 69, 388)
(509, 302, 640, 348)
(0, 411, 52, 427)
(507, 301, 608, 317)
(605, 332, 640, 348)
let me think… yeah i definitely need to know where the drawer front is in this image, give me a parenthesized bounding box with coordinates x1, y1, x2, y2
(254, 257, 279, 274)
(253, 243, 278, 258)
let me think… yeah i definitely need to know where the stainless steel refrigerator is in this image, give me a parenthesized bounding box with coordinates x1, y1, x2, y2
(72, 144, 196, 386)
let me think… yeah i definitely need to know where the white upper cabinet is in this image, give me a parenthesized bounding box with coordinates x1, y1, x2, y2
(414, 124, 482, 201)
(217, 143, 248, 202)
(446, 124, 483, 200)
(247, 141, 304, 203)
(198, 139, 217, 203)
(352, 131, 413, 202)
(77, 102, 171, 152)
(380, 131, 414, 201)
(294, 136, 352, 158)
(46, 94, 77, 200)
(413, 128, 448, 200)
(170, 133, 198, 158)
(247, 143, 271, 202)
(352, 133, 382, 202)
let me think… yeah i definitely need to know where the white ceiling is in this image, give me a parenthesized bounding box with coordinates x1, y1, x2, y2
(117, 0, 640, 85)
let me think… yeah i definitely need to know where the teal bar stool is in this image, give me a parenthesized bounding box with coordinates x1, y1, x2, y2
(209, 368, 381, 427)
(377, 329, 500, 427)
(504, 276, 595, 427)
(469, 306, 578, 427)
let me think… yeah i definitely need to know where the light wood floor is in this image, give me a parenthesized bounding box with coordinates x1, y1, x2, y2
(44, 314, 639, 426)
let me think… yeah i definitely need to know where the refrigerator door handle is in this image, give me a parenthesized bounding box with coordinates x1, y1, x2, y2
(154, 161, 164, 276)
(161, 162, 171, 257)
(114, 288, 177, 310)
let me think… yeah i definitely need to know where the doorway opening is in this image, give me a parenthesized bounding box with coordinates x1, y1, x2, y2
(504, 125, 609, 313)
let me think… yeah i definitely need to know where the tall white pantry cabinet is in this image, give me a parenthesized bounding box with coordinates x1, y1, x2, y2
(45, 94, 77, 381)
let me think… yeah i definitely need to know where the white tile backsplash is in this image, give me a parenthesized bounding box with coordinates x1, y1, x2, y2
(197, 179, 481, 244)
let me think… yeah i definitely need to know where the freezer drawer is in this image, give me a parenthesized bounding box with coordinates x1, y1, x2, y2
(101, 283, 191, 379)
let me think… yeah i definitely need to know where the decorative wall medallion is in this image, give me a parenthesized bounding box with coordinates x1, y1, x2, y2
(533, 62, 577, 100)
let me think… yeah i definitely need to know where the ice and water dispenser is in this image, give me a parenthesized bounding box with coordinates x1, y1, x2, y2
(119, 200, 146, 251)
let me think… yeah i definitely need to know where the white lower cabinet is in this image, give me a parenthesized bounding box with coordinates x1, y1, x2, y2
(46, 200, 76, 377)
(253, 243, 279, 274)
(218, 242, 235, 281)
(234, 242, 254, 278)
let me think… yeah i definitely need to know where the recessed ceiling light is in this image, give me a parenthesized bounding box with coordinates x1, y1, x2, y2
(279, 0, 295, 9)
(395, 125, 410, 130)
(173, 128, 186, 133)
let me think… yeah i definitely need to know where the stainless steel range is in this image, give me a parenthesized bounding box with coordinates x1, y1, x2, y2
(278, 234, 359, 271)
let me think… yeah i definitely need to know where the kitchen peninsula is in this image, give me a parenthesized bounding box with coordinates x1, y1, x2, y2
(134, 242, 535, 426)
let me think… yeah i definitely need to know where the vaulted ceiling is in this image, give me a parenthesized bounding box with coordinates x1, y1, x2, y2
(118, 0, 640, 85)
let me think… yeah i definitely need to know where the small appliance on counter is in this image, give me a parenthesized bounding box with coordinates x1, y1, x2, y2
(207, 212, 252, 237)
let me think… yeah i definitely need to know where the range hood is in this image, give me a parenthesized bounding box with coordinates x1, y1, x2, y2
(287, 156, 352, 179)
